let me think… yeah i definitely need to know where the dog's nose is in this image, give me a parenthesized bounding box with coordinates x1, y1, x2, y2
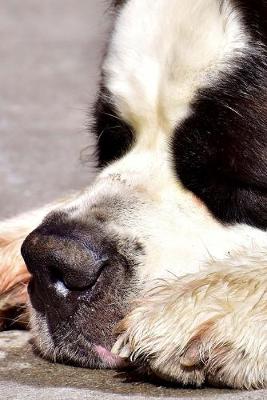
(21, 218, 108, 294)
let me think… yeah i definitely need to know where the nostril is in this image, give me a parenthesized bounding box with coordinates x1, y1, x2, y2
(53, 259, 108, 292)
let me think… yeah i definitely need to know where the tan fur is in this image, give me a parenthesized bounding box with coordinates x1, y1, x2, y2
(0, 235, 30, 329)
(0, 224, 32, 317)
(0, 239, 29, 294)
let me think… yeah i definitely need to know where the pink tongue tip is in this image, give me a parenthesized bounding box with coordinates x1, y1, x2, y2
(94, 345, 127, 369)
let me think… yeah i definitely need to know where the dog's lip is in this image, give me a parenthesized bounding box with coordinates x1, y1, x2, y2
(94, 344, 129, 368)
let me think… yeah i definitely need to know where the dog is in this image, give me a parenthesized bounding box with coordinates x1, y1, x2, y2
(0, 0, 267, 390)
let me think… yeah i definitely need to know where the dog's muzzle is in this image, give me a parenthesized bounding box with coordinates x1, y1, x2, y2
(19, 196, 142, 368)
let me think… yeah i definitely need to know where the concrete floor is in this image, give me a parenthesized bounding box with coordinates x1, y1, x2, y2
(0, 0, 105, 219)
(0, 1, 266, 399)
(1, 331, 266, 400)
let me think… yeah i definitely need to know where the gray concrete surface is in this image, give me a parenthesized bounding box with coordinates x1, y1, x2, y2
(0, 1, 265, 399)
(2, 331, 266, 400)
(0, 0, 107, 219)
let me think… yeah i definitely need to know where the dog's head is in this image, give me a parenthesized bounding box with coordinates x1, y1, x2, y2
(21, 0, 267, 368)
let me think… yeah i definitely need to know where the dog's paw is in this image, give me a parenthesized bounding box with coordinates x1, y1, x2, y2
(112, 279, 209, 387)
(112, 271, 267, 389)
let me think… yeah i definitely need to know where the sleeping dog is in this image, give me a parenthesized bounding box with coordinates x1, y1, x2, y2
(0, 0, 267, 390)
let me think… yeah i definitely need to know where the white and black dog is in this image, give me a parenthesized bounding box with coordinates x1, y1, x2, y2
(0, 0, 267, 390)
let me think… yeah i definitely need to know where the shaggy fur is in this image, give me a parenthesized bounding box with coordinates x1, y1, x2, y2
(0, 0, 266, 390)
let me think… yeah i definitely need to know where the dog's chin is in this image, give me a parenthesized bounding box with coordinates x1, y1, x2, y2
(29, 303, 129, 369)
(31, 326, 127, 369)
(40, 343, 126, 369)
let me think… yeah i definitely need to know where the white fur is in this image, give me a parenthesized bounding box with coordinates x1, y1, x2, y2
(104, 0, 247, 139)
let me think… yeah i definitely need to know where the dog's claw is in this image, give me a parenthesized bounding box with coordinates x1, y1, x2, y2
(112, 333, 131, 359)
(118, 343, 131, 359)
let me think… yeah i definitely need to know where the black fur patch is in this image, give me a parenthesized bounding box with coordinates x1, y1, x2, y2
(231, 0, 267, 40)
(172, 1, 267, 229)
(92, 84, 135, 168)
(111, 0, 126, 7)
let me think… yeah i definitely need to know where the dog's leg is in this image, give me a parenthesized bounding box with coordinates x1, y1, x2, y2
(113, 264, 267, 389)
(0, 193, 80, 329)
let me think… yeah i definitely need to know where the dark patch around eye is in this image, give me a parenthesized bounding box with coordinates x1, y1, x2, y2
(91, 84, 135, 168)
(172, 6, 267, 230)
